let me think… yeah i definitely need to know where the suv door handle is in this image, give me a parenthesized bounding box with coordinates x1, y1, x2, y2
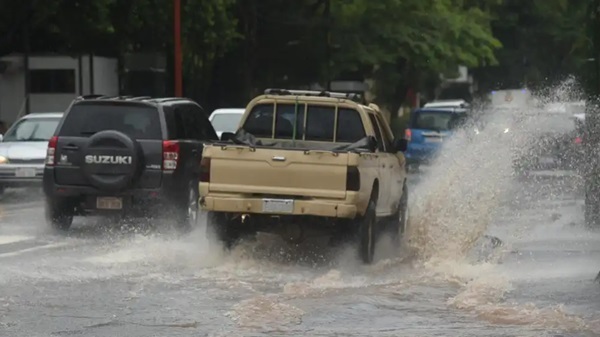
(63, 145, 79, 151)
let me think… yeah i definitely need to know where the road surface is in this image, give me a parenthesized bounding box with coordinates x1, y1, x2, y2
(0, 169, 599, 337)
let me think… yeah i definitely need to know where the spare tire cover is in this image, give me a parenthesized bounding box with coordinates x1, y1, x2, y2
(81, 130, 140, 191)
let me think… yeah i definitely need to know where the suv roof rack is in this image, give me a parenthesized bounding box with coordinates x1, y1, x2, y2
(264, 88, 365, 103)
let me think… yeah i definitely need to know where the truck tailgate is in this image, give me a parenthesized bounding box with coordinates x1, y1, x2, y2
(207, 146, 350, 199)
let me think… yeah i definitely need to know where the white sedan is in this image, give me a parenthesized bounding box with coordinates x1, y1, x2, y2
(0, 112, 63, 195)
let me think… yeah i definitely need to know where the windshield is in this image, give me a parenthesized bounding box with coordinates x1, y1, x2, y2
(210, 113, 243, 132)
(2, 117, 60, 142)
(412, 111, 468, 131)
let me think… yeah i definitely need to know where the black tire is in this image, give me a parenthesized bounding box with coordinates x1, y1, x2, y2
(174, 181, 199, 233)
(206, 212, 241, 250)
(355, 198, 378, 264)
(386, 184, 408, 245)
(45, 198, 74, 231)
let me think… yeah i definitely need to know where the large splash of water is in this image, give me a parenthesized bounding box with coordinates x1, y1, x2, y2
(403, 79, 584, 264)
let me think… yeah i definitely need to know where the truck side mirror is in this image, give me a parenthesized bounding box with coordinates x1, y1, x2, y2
(393, 138, 407, 152)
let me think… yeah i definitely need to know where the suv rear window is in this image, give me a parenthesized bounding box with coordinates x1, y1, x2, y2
(59, 103, 162, 139)
(242, 103, 366, 143)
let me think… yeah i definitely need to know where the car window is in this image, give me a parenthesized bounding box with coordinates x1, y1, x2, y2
(165, 104, 218, 140)
(210, 113, 243, 133)
(2, 117, 60, 142)
(242, 103, 365, 142)
(337, 108, 366, 143)
(412, 110, 467, 131)
(60, 103, 162, 139)
(368, 113, 385, 151)
(305, 105, 335, 141)
(374, 114, 393, 151)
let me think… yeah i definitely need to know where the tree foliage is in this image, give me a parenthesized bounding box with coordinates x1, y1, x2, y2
(0, 0, 593, 113)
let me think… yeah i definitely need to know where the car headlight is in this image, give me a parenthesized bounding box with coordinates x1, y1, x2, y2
(0, 156, 8, 164)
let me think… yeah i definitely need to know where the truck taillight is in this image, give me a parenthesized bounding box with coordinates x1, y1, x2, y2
(346, 166, 360, 191)
(200, 157, 211, 182)
(46, 136, 58, 166)
(405, 128, 412, 142)
(162, 140, 180, 170)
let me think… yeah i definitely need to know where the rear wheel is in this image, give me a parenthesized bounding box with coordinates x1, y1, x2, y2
(355, 199, 378, 264)
(174, 181, 199, 233)
(45, 198, 74, 231)
(206, 212, 242, 250)
(386, 185, 408, 245)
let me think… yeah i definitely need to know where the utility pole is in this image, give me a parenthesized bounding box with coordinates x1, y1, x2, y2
(173, 0, 183, 97)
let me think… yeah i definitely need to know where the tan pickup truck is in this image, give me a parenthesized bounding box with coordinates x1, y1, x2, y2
(199, 89, 408, 264)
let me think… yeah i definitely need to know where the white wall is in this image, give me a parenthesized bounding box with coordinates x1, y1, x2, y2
(29, 55, 81, 114)
(0, 54, 119, 125)
(0, 55, 25, 125)
(93, 56, 119, 96)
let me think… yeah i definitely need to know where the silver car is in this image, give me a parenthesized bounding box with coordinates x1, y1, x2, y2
(0, 112, 63, 194)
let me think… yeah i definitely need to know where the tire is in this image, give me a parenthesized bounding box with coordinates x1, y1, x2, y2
(206, 212, 241, 250)
(174, 181, 199, 233)
(45, 198, 74, 231)
(355, 198, 378, 264)
(386, 184, 408, 245)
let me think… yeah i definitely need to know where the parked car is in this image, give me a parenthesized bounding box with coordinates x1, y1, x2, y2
(209, 108, 244, 138)
(199, 89, 409, 264)
(404, 107, 469, 170)
(0, 112, 63, 195)
(42, 95, 219, 231)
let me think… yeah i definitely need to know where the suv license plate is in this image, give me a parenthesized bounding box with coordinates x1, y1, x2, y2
(262, 199, 294, 213)
(14, 168, 36, 178)
(96, 197, 123, 210)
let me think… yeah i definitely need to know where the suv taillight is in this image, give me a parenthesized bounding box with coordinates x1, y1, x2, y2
(346, 166, 360, 191)
(200, 157, 211, 182)
(405, 128, 412, 142)
(46, 136, 58, 166)
(162, 140, 180, 170)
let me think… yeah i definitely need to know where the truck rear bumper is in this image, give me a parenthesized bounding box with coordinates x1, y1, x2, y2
(200, 195, 358, 219)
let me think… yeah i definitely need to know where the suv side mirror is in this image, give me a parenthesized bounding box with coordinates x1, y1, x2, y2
(220, 132, 235, 142)
(393, 138, 408, 152)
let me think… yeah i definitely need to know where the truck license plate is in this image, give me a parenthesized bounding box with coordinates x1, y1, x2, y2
(14, 168, 36, 177)
(96, 197, 123, 210)
(262, 199, 294, 213)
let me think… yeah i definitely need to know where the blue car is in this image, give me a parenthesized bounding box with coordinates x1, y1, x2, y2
(404, 107, 468, 169)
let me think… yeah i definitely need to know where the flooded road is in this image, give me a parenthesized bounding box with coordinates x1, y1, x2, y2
(0, 167, 599, 337)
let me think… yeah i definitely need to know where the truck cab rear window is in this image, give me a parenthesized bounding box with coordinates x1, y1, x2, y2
(242, 103, 365, 143)
(59, 103, 162, 139)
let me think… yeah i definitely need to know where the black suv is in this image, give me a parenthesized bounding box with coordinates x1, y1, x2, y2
(42, 95, 219, 231)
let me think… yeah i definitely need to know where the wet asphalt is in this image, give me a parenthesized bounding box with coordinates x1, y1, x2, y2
(0, 169, 599, 337)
